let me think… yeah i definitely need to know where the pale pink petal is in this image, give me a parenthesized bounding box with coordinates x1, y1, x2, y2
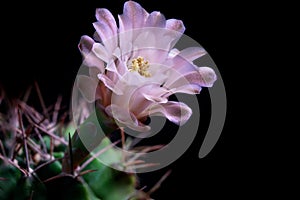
(115, 59, 127, 75)
(79, 35, 94, 54)
(169, 84, 202, 95)
(113, 47, 121, 58)
(146, 101, 192, 126)
(77, 75, 101, 103)
(165, 66, 217, 90)
(106, 70, 120, 86)
(93, 21, 117, 52)
(105, 104, 150, 132)
(78, 36, 105, 72)
(94, 8, 118, 51)
(133, 31, 156, 49)
(89, 67, 101, 79)
(163, 56, 199, 87)
(166, 53, 197, 72)
(129, 124, 151, 132)
(106, 60, 128, 80)
(128, 84, 169, 114)
(178, 47, 206, 62)
(105, 104, 136, 125)
(198, 67, 217, 87)
(97, 74, 123, 95)
(143, 94, 168, 104)
(169, 48, 180, 58)
(92, 43, 109, 63)
(133, 28, 177, 54)
(93, 22, 111, 41)
(93, 31, 102, 42)
(164, 19, 185, 49)
(95, 8, 117, 35)
(118, 1, 149, 56)
(165, 69, 213, 90)
(83, 55, 105, 73)
(105, 61, 119, 74)
(136, 48, 169, 65)
(145, 11, 166, 27)
(119, 1, 149, 31)
(118, 16, 133, 58)
(166, 19, 185, 33)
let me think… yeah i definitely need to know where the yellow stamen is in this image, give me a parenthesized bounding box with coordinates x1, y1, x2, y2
(129, 56, 151, 77)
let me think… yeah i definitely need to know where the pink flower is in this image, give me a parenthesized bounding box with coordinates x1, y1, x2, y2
(78, 1, 217, 132)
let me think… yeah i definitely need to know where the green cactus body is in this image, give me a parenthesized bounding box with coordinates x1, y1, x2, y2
(0, 100, 146, 200)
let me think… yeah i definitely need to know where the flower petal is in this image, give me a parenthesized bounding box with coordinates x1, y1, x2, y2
(93, 8, 118, 52)
(145, 11, 166, 27)
(164, 19, 185, 49)
(169, 84, 202, 95)
(95, 8, 117, 35)
(105, 104, 150, 132)
(79, 35, 93, 54)
(165, 69, 214, 90)
(169, 48, 180, 58)
(89, 67, 101, 79)
(93, 21, 117, 53)
(129, 84, 169, 115)
(79, 36, 105, 72)
(198, 67, 217, 87)
(77, 75, 101, 103)
(166, 19, 185, 33)
(118, 15, 133, 57)
(147, 101, 192, 126)
(178, 47, 206, 62)
(92, 43, 109, 63)
(119, 1, 149, 30)
(143, 94, 168, 104)
(134, 48, 169, 65)
(97, 74, 123, 95)
(163, 56, 200, 88)
(93, 21, 112, 41)
(105, 104, 135, 125)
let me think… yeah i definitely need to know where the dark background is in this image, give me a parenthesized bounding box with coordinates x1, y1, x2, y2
(0, 0, 269, 199)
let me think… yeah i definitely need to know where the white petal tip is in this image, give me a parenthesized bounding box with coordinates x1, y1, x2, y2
(199, 67, 217, 87)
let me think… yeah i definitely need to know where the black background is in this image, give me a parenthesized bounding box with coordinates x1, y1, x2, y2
(0, 0, 268, 199)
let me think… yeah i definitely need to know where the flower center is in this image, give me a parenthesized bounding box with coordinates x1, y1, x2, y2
(129, 56, 151, 77)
